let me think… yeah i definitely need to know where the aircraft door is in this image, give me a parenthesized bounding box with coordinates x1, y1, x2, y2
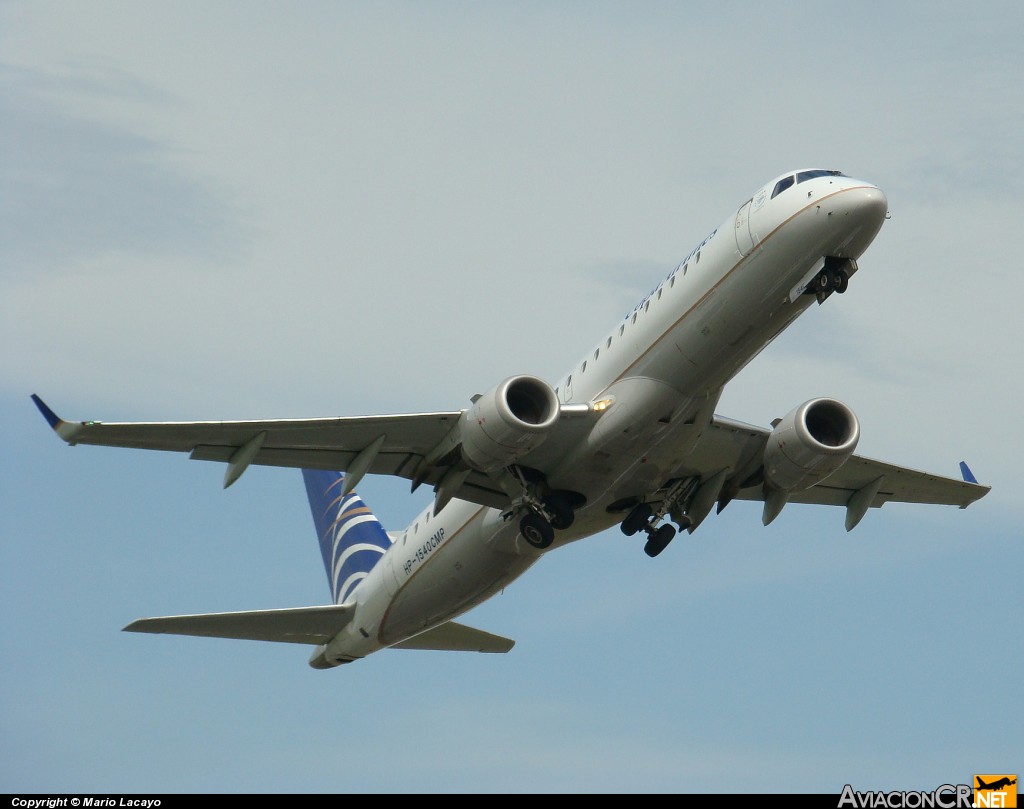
(561, 374, 574, 403)
(734, 200, 755, 256)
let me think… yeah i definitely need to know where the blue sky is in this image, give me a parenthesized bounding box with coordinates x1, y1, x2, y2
(2, 1, 1021, 794)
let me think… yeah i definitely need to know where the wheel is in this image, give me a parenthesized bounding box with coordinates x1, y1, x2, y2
(621, 503, 653, 536)
(644, 524, 676, 558)
(816, 270, 833, 293)
(834, 270, 849, 294)
(544, 493, 575, 530)
(520, 512, 554, 549)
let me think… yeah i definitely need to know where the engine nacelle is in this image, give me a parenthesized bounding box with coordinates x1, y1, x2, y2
(460, 375, 560, 472)
(763, 398, 859, 492)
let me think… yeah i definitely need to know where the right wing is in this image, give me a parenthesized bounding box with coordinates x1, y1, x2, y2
(31, 394, 509, 508)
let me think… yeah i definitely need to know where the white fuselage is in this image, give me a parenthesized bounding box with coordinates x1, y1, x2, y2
(318, 171, 888, 664)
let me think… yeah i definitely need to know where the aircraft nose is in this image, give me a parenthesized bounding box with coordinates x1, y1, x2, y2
(840, 185, 888, 231)
(825, 184, 888, 257)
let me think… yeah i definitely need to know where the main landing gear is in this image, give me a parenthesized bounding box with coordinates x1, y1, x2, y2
(511, 470, 578, 550)
(620, 502, 692, 558)
(618, 478, 695, 558)
(519, 512, 555, 549)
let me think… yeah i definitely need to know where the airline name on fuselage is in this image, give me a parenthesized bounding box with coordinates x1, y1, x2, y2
(628, 228, 719, 317)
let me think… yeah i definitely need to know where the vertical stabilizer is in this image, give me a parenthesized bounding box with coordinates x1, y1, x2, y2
(302, 470, 393, 604)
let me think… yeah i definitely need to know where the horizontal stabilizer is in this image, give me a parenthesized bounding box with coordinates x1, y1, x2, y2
(123, 604, 355, 645)
(389, 621, 515, 653)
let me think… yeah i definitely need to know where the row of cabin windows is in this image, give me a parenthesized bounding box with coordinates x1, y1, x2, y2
(403, 508, 432, 543)
(568, 254, 690, 385)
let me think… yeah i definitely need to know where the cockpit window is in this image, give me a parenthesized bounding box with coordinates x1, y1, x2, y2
(796, 169, 844, 184)
(771, 175, 795, 198)
(772, 169, 846, 199)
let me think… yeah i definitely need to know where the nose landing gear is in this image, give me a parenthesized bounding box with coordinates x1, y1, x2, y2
(810, 257, 855, 303)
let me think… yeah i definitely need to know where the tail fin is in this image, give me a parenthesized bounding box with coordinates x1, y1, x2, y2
(302, 470, 393, 605)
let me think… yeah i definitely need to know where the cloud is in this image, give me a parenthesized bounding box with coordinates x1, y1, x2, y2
(0, 63, 245, 278)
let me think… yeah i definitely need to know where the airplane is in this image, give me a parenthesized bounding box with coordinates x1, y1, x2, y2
(32, 168, 991, 667)
(976, 778, 1016, 792)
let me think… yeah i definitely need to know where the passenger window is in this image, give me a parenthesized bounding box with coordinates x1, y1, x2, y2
(594, 348, 599, 360)
(619, 324, 625, 336)
(644, 300, 650, 312)
(581, 360, 587, 373)
(657, 288, 663, 299)
(670, 276, 675, 287)
(631, 313, 637, 325)
(606, 336, 612, 348)
(771, 176, 795, 198)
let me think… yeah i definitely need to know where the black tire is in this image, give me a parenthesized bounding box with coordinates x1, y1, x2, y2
(816, 270, 833, 293)
(644, 524, 676, 558)
(520, 512, 554, 549)
(621, 503, 653, 536)
(834, 270, 849, 294)
(544, 493, 575, 530)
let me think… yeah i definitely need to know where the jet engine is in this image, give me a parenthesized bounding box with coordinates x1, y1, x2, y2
(460, 375, 560, 472)
(763, 398, 859, 492)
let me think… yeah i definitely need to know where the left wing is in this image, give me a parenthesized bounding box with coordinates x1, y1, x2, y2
(660, 415, 989, 530)
(31, 394, 509, 508)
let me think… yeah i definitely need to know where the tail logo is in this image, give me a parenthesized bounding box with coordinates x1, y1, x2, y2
(302, 470, 392, 604)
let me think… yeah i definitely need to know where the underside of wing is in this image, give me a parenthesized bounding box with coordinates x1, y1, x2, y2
(31, 395, 510, 509)
(123, 604, 355, 645)
(651, 415, 989, 531)
(698, 416, 988, 506)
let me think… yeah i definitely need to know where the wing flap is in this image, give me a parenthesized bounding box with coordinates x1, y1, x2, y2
(388, 621, 515, 653)
(123, 604, 355, 645)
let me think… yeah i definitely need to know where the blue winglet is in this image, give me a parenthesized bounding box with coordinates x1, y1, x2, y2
(31, 394, 63, 429)
(959, 461, 978, 484)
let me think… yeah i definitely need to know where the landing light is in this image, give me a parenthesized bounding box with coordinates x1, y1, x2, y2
(591, 398, 614, 412)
